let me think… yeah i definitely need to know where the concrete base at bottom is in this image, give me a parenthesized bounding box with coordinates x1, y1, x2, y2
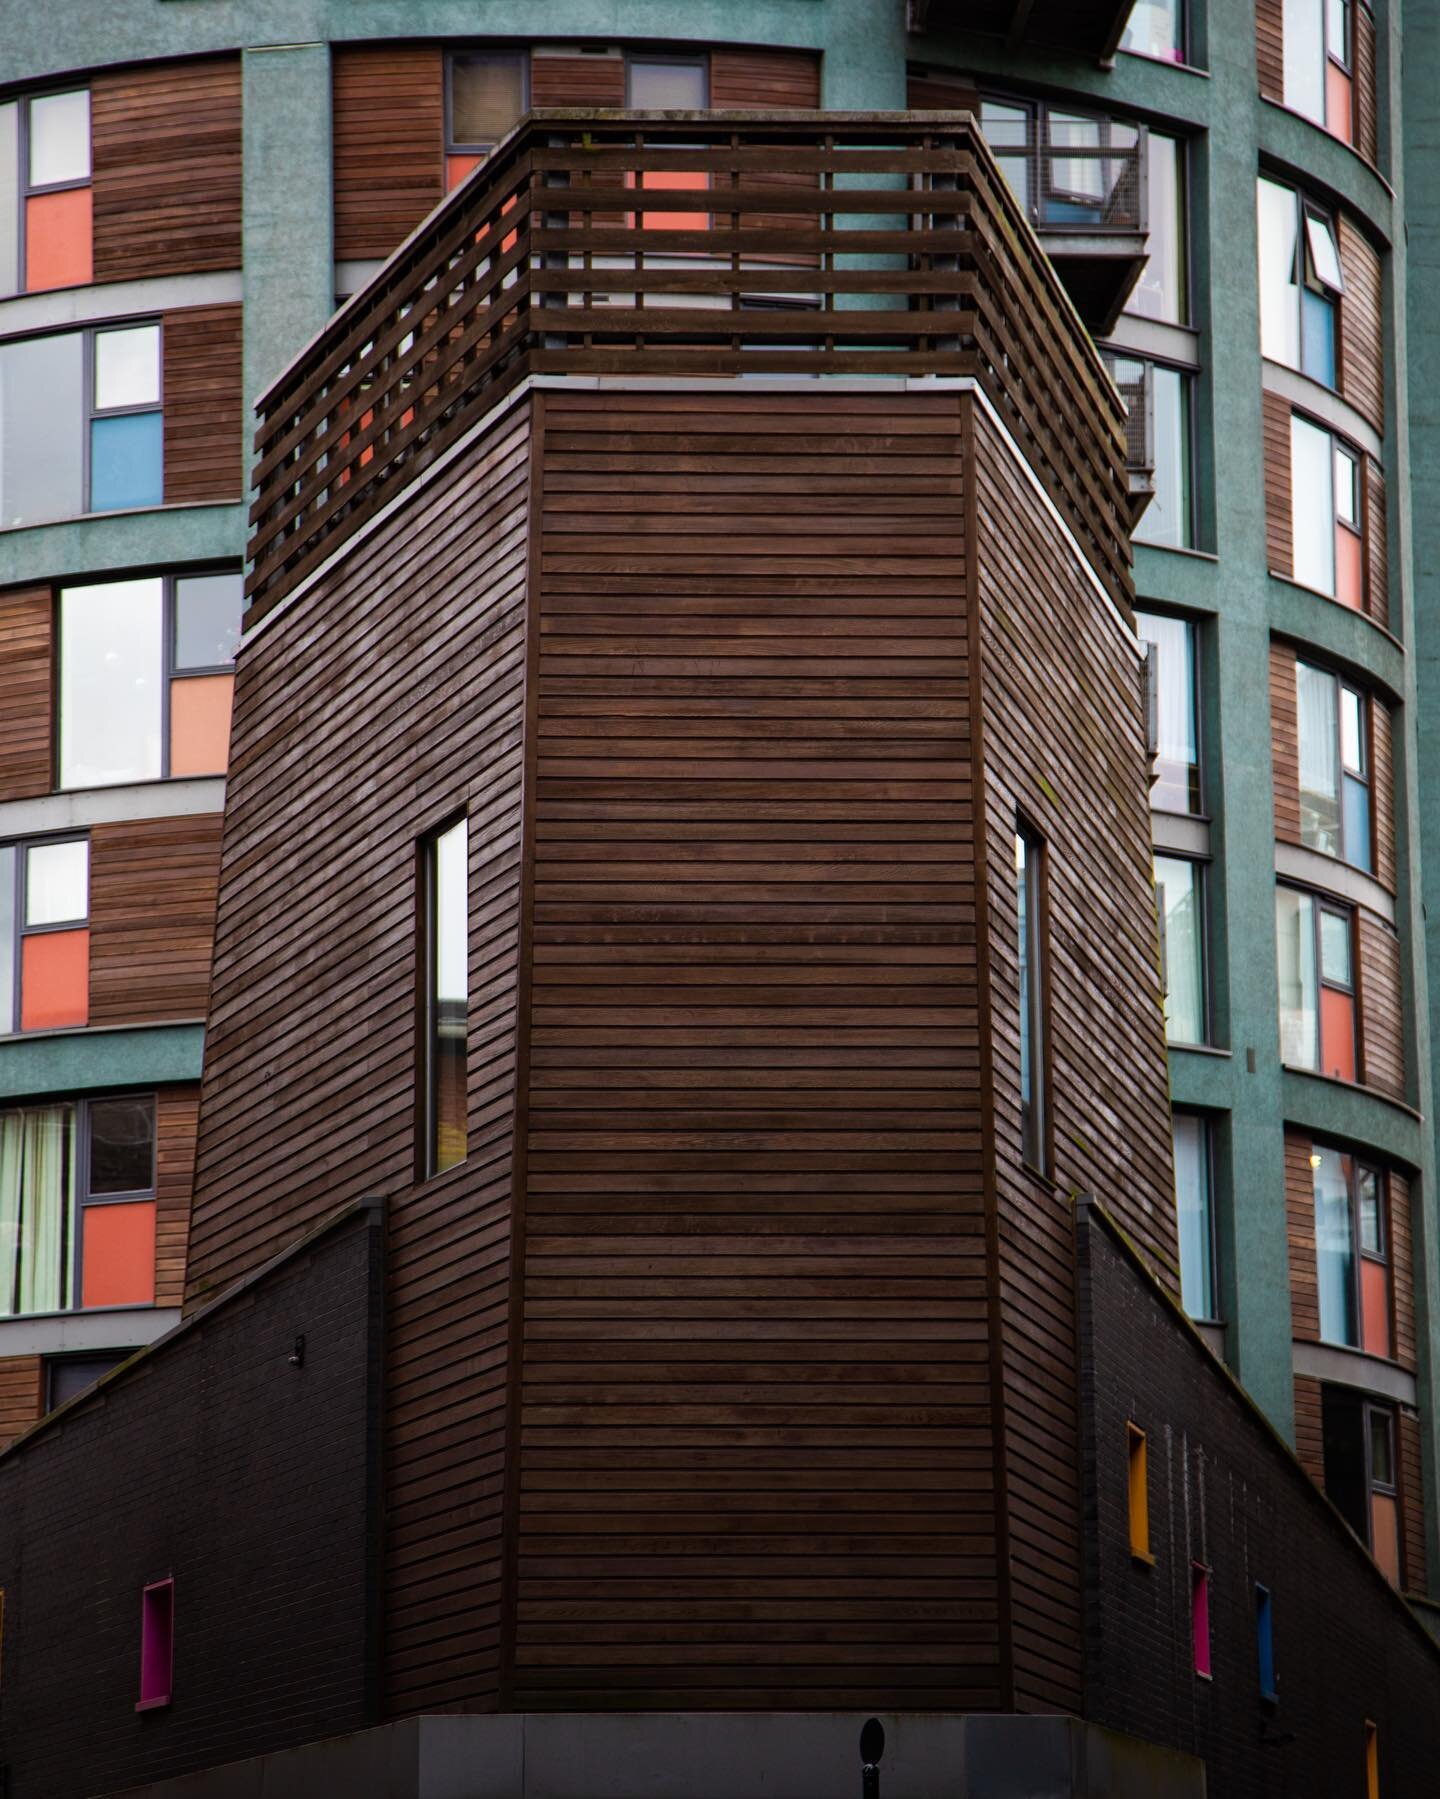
(107, 1712, 1205, 1799)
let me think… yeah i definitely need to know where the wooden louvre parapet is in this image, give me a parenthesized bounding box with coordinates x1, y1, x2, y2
(247, 110, 1132, 623)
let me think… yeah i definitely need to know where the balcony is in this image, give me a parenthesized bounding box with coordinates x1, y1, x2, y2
(248, 110, 1132, 621)
(910, 0, 1139, 63)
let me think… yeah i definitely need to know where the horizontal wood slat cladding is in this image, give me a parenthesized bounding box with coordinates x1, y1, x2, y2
(1270, 640, 1301, 845)
(91, 58, 242, 280)
(1286, 1129, 1320, 1344)
(0, 587, 52, 801)
(529, 51, 626, 107)
(1365, 460, 1387, 630)
(709, 48, 821, 108)
(1358, 913, 1404, 1100)
(972, 404, 1173, 1715)
(156, 1086, 201, 1308)
(1356, 5, 1379, 165)
(1257, 0, 1285, 99)
(163, 304, 243, 505)
(1263, 391, 1293, 579)
(189, 407, 532, 1714)
(0, 1358, 41, 1452)
(1392, 1171, 1416, 1374)
(516, 387, 997, 1714)
(1339, 218, 1384, 435)
(1400, 1408, 1427, 1592)
(332, 44, 445, 260)
(1372, 700, 1396, 891)
(88, 815, 224, 1025)
(906, 71, 982, 110)
(1293, 1372, 1324, 1484)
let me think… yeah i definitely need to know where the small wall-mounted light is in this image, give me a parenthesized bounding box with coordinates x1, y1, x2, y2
(288, 1334, 306, 1368)
(860, 1718, 885, 1799)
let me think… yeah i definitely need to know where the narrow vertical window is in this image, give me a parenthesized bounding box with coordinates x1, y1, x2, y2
(89, 323, 163, 513)
(1015, 826, 1046, 1171)
(1172, 1113, 1215, 1321)
(445, 52, 527, 189)
(1135, 610, 1200, 814)
(1365, 1721, 1380, 1799)
(1154, 855, 1205, 1045)
(1127, 1423, 1152, 1561)
(136, 1578, 173, 1710)
(425, 818, 468, 1176)
(1255, 1585, 1277, 1701)
(1129, 132, 1187, 325)
(1366, 1403, 1400, 1584)
(21, 89, 93, 294)
(1312, 1144, 1359, 1347)
(1119, 0, 1185, 61)
(1191, 1563, 1211, 1676)
(1357, 1165, 1391, 1358)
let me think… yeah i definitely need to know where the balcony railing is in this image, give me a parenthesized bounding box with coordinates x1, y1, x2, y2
(247, 111, 1133, 622)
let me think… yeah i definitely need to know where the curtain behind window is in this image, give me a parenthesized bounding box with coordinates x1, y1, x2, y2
(1297, 662, 1340, 855)
(0, 1104, 76, 1316)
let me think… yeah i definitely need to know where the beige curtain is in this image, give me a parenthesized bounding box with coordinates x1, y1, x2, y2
(0, 1105, 76, 1316)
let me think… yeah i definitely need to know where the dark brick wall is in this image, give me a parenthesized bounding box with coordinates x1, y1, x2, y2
(0, 1204, 383, 1799)
(1078, 1201, 1440, 1796)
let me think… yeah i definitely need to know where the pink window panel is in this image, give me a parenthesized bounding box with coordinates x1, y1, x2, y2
(447, 152, 483, 191)
(1370, 1492, 1400, 1585)
(169, 675, 234, 778)
(628, 168, 710, 232)
(1361, 1259, 1392, 1359)
(1320, 986, 1356, 1083)
(1328, 66, 1354, 145)
(137, 1579, 174, 1710)
(1336, 523, 1364, 610)
(24, 187, 92, 291)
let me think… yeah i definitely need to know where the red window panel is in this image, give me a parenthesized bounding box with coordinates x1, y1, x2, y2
(1328, 65, 1354, 145)
(20, 928, 89, 1030)
(24, 187, 92, 291)
(628, 167, 710, 232)
(1320, 985, 1356, 1082)
(169, 675, 234, 778)
(1361, 1258, 1392, 1359)
(1336, 522, 1364, 610)
(447, 152, 483, 191)
(81, 1201, 157, 1308)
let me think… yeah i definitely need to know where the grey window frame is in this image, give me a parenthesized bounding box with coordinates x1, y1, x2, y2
(421, 813, 470, 1180)
(1312, 1142, 1387, 1350)
(72, 1092, 158, 1311)
(84, 318, 163, 515)
(1155, 851, 1209, 1047)
(624, 51, 711, 108)
(1016, 820, 1049, 1176)
(1276, 882, 1357, 1075)
(444, 48, 530, 156)
(1136, 608, 1203, 816)
(1172, 1108, 1218, 1323)
(15, 86, 91, 293)
(0, 831, 89, 1038)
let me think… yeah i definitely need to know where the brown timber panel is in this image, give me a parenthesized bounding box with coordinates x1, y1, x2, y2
(709, 48, 822, 108)
(1263, 391, 1293, 579)
(88, 816, 224, 1026)
(1339, 218, 1384, 435)
(1365, 460, 1387, 631)
(163, 304, 244, 505)
(529, 51, 626, 107)
(156, 1086, 201, 1308)
(1257, 0, 1285, 99)
(1392, 1170, 1416, 1374)
(515, 387, 995, 1712)
(0, 588, 52, 802)
(1400, 1408, 1427, 1592)
(972, 403, 1174, 1716)
(1270, 640, 1301, 845)
(906, 71, 982, 111)
(1293, 1373, 1325, 1485)
(92, 58, 242, 280)
(1286, 1129, 1320, 1344)
(1356, 4, 1379, 166)
(332, 44, 445, 261)
(1372, 699, 1395, 892)
(1358, 913, 1403, 1100)
(0, 1358, 41, 1452)
(190, 405, 532, 1714)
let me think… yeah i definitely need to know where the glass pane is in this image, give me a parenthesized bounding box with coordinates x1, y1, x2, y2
(0, 104, 19, 298)
(20, 929, 88, 1031)
(169, 674, 233, 778)
(1343, 774, 1373, 872)
(1275, 887, 1318, 1068)
(1327, 0, 1349, 59)
(80, 1199, 155, 1306)
(1296, 661, 1340, 856)
(449, 53, 525, 148)
(1301, 287, 1337, 387)
(1156, 856, 1204, 1044)
(1135, 611, 1199, 813)
(1319, 906, 1351, 985)
(1016, 831, 1043, 1165)
(0, 846, 13, 1034)
(1340, 687, 1365, 772)
(1313, 1145, 1358, 1346)
(1129, 133, 1186, 324)
(0, 333, 85, 528)
(90, 412, 163, 512)
(0, 1103, 77, 1316)
(1120, 0, 1184, 59)
(1358, 1166, 1382, 1255)
(1368, 1409, 1393, 1486)
(1134, 366, 1190, 549)
(628, 61, 707, 108)
(430, 818, 469, 1174)
(59, 578, 164, 789)
(1290, 416, 1336, 594)
(1334, 443, 1360, 528)
(93, 325, 160, 410)
(1046, 112, 1104, 211)
(1257, 179, 1301, 368)
(25, 840, 87, 927)
(27, 90, 90, 187)
(174, 572, 243, 670)
(1305, 212, 1345, 291)
(980, 100, 1032, 209)
(1172, 1113, 1214, 1320)
(87, 1095, 154, 1195)
(1284, 0, 1326, 121)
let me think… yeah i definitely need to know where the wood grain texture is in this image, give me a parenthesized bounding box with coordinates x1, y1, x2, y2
(529, 52, 625, 108)
(156, 1086, 201, 1308)
(0, 1358, 41, 1452)
(1286, 1129, 1320, 1345)
(1339, 217, 1384, 436)
(92, 58, 242, 280)
(971, 401, 1173, 1715)
(709, 48, 821, 108)
(1400, 1407, 1427, 1592)
(332, 43, 444, 261)
(1263, 390, 1293, 579)
(163, 304, 244, 505)
(1356, 4, 1379, 166)
(1392, 1171, 1416, 1375)
(1365, 459, 1387, 630)
(0, 587, 52, 802)
(88, 815, 224, 1026)
(1257, 0, 1285, 99)
(1270, 640, 1301, 846)
(1358, 913, 1404, 1100)
(1293, 1371, 1325, 1484)
(1373, 699, 1395, 892)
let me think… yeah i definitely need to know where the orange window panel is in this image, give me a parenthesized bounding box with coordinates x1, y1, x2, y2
(1328, 66, 1354, 145)
(169, 675, 234, 777)
(1320, 986, 1356, 1082)
(447, 152, 483, 191)
(24, 186, 92, 291)
(1370, 1490, 1400, 1585)
(20, 928, 89, 1030)
(1361, 1259, 1392, 1358)
(81, 1201, 156, 1308)
(628, 168, 710, 232)
(1336, 523, 1364, 610)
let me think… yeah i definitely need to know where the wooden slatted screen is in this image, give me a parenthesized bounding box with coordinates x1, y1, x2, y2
(1365, 459, 1387, 630)
(1285, 1129, 1320, 1342)
(163, 304, 244, 505)
(1293, 1371, 1325, 1482)
(1263, 390, 1293, 579)
(155, 1087, 201, 1308)
(1270, 640, 1301, 844)
(1257, 0, 1285, 100)
(332, 43, 445, 260)
(0, 587, 53, 801)
(1356, 3, 1379, 165)
(1372, 700, 1396, 891)
(1338, 217, 1384, 435)
(88, 815, 224, 1025)
(0, 1359, 42, 1453)
(1391, 1170, 1416, 1373)
(1358, 914, 1404, 1100)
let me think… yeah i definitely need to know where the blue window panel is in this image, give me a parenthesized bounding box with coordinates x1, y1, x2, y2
(1344, 775, 1373, 874)
(89, 412, 162, 512)
(1256, 1586, 1277, 1701)
(1301, 289, 1337, 387)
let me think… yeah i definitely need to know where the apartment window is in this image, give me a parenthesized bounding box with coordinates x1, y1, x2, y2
(1120, 0, 1186, 60)
(1155, 855, 1205, 1045)
(424, 817, 469, 1177)
(1258, 178, 1344, 388)
(137, 1579, 174, 1711)
(1284, 0, 1355, 142)
(0, 321, 163, 529)
(1127, 1423, 1152, 1560)
(1136, 611, 1201, 813)
(627, 59, 710, 231)
(44, 1349, 130, 1412)
(1322, 1388, 1401, 1583)
(1291, 414, 1364, 607)
(1255, 1585, 1277, 1700)
(1276, 887, 1356, 1081)
(978, 96, 1142, 232)
(1365, 1722, 1380, 1799)
(0, 88, 93, 296)
(445, 52, 527, 189)
(58, 570, 241, 789)
(1311, 1144, 1391, 1355)
(1104, 354, 1193, 550)
(1128, 132, 1188, 325)
(1295, 660, 1372, 873)
(1191, 1563, 1211, 1676)
(1173, 1112, 1216, 1321)
(0, 836, 89, 1034)
(0, 1094, 157, 1319)
(1015, 826, 1047, 1171)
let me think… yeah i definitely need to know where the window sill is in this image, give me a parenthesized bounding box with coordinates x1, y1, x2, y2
(135, 1697, 172, 1714)
(1133, 543, 1219, 565)
(1167, 1042, 1231, 1059)
(1260, 360, 1383, 460)
(1280, 1062, 1420, 1123)
(1258, 95, 1394, 199)
(1292, 1338, 1418, 1406)
(1117, 49, 1211, 77)
(1131, 1549, 1157, 1568)
(1265, 569, 1402, 659)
